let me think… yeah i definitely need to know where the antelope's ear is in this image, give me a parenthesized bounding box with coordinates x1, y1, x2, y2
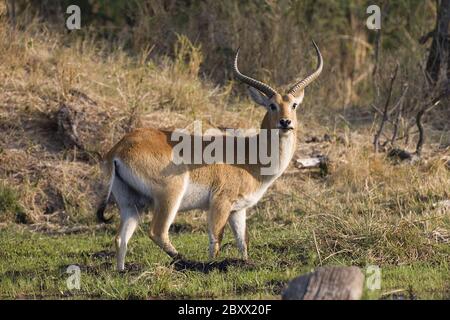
(291, 90, 305, 106)
(248, 87, 270, 108)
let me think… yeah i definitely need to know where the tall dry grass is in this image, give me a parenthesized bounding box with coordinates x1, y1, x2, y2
(11, 1, 439, 113)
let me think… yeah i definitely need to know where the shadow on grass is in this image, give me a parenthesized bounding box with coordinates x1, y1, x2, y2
(169, 222, 194, 234)
(1, 268, 47, 280)
(61, 250, 254, 276)
(236, 279, 287, 295)
(170, 256, 256, 274)
(60, 261, 144, 275)
(89, 250, 115, 260)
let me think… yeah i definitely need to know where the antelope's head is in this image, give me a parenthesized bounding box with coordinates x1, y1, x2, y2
(233, 41, 323, 134)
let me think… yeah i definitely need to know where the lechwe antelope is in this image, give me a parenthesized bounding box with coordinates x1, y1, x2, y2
(96, 42, 323, 271)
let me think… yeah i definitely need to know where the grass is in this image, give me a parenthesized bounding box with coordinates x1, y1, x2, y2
(1, 223, 449, 300)
(0, 182, 25, 223)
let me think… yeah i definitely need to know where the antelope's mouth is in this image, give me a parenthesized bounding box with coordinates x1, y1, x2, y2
(278, 126, 294, 131)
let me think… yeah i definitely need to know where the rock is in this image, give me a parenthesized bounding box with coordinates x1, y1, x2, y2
(323, 133, 332, 142)
(305, 136, 321, 143)
(282, 266, 364, 300)
(387, 148, 412, 160)
(387, 148, 420, 163)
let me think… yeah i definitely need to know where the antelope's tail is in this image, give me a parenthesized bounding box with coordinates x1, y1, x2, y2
(96, 160, 115, 223)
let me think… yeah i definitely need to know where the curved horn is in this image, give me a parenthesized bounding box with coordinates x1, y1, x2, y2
(288, 41, 323, 96)
(233, 48, 278, 98)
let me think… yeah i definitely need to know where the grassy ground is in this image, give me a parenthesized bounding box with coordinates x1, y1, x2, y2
(1, 222, 449, 300)
(0, 202, 450, 299)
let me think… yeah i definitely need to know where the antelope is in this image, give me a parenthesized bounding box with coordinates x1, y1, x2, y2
(96, 42, 323, 271)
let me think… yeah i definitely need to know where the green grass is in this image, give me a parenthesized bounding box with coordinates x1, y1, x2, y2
(0, 183, 25, 224)
(0, 223, 448, 300)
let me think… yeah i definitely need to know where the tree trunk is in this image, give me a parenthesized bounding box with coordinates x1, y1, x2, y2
(426, 0, 450, 85)
(6, 0, 16, 27)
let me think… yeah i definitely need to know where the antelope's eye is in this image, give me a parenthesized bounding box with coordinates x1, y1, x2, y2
(292, 103, 298, 110)
(269, 104, 277, 111)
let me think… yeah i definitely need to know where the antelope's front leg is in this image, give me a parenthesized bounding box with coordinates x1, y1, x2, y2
(207, 198, 232, 259)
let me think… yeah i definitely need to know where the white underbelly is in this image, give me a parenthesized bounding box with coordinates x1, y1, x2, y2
(178, 181, 272, 212)
(179, 182, 210, 211)
(232, 187, 268, 211)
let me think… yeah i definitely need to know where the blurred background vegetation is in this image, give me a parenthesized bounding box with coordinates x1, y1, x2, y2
(6, 0, 441, 97)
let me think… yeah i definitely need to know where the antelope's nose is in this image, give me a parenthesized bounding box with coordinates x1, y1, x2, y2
(279, 119, 292, 128)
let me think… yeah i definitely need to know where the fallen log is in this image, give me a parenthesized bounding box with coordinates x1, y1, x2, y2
(296, 157, 322, 168)
(295, 156, 329, 175)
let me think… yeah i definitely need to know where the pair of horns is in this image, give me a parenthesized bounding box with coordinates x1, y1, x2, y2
(233, 41, 323, 98)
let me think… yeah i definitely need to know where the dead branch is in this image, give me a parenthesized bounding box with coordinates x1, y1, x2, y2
(415, 93, 446, 155)
(370, 104, 395, 125)
(394, 129, 419, 144)
(6, 0, 16, 27)
(404, 120, 418, 146)
(390, 105, 402, 145)
(419, 30, 435, 45)
(296, 157, 325, 169)
(372, 29, 382, 77)
(415, 108, 426, 156)
(390, 84, 408, 145)
(296, 156, 329, 176)
(373, 64, 399, 152)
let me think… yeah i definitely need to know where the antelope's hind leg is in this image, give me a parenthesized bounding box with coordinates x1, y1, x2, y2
(208, 198, 232, 259)
(112, 178, 143, 272)
(148, 182, 186, 258)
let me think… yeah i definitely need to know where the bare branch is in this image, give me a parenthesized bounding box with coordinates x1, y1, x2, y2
(6, 0, 16, 27)
(415, 90, 448, 155)
(390, 84, 409, 145)
(373, 64, 399, 152)
(372, 30, 382, 77)
(419, 30, 435, 45)
(370, 104, 395, 125)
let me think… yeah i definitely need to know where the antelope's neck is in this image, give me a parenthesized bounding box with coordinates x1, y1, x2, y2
(264, 131, 296, 181)
(258, 118, 296, 182)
